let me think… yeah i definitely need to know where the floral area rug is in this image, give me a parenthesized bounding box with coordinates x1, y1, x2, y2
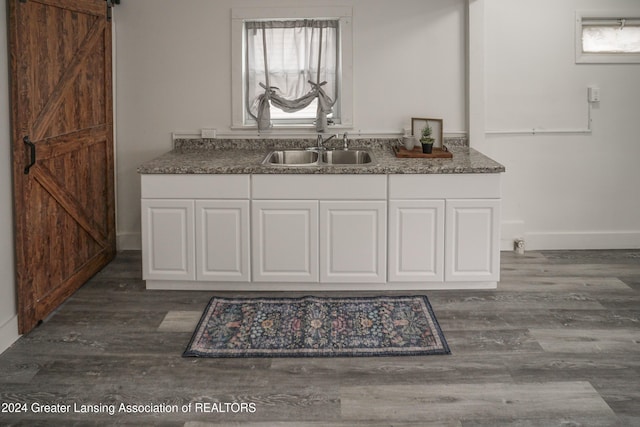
(183, 295, 450, 358)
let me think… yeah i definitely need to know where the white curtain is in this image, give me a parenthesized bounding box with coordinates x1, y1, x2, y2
(245, 20, 338, 132)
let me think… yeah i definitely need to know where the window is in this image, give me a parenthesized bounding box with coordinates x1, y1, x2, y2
(245, 19, 338, 130)
(576, 11, 640, 63)
(231, 7, 353, 131)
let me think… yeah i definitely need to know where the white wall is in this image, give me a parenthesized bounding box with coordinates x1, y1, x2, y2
(0, 4, 20, 353)
(114, 0, 467, 249)
(482, 0, 640, 249)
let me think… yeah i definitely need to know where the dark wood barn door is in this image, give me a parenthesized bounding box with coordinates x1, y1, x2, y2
(9, 0, 116, 334)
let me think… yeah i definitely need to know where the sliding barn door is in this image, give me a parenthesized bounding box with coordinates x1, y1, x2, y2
(9, 0, 116, 334)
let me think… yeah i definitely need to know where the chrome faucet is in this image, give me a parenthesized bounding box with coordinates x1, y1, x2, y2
(312, 133, 338, 151)
(342, 132, 349, 150)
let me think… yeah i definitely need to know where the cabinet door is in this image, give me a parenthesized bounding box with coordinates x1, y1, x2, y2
(320, 201, 387, 283)
(196, 200, 250, 281)
(388, 200, 444, 282)
(252, 200, 318, 282)
(141, 199, 195, 280)
(445, 199, 500, 282)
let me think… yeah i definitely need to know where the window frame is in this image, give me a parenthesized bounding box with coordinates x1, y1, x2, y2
(231, 7, 353, 130)
(575, 10, 640, 64)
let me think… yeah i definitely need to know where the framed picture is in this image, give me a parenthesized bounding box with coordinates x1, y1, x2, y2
(411, 118, 444, 149)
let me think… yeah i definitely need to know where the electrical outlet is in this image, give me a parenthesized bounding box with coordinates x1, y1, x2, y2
(588, 86, 600, 103)
(201, 128, 216, 138)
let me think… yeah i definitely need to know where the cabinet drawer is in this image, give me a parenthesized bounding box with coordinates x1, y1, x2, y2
(252, 175, 387, 200)
(389, 174, 501, 199)
(141, 174, 250, 199)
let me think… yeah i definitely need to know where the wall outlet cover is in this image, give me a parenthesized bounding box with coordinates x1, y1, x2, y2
(201, 128, 216, 138)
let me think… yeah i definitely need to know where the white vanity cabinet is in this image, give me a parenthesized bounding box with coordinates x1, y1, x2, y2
(251, 175, 387, 284)
(141, 175, 251, 286)
(140, 171, 501, 290)
(388, 174, 501, 287)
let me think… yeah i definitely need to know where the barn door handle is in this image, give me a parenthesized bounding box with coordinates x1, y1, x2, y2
(23, 136, 36, 174)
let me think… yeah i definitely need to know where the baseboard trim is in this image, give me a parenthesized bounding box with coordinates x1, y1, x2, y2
(0, 315, 20, 355)
(523, 231, 640, 250)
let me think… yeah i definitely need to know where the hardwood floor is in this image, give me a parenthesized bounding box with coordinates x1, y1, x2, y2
(0, 250, 639, 426)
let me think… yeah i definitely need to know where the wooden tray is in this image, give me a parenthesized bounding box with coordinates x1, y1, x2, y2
(393, 145, 453, 159)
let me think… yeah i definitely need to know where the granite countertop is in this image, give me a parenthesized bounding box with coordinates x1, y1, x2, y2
(137, 138, 505, 175)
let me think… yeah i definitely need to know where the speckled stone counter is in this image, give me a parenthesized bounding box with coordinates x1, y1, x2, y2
(137, 138, 505, 175)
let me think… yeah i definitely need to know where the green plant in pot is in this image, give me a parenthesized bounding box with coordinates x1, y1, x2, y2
(420, 123, 435, 154)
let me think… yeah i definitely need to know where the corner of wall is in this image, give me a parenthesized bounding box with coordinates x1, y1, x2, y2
(0, 316, 20, 355)
(467, 0, 490, 155)
(117, 232, 142, 251)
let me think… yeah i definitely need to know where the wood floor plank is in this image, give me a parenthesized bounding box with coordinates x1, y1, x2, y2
(158, 311, 202, 332)
(439, 308, 640, 330)
(620, 276, 640, 291)
(497, 276, 634, 293)
(591, 375, 640, 416)
(529, 328, 640, 353)
(540, 250, 640, 264)
(13, 328, 192, 357)
(504, 352, 640, 379)
(500, 263, 640, 277)
(461, 416, 622, 427)
(427, 291, 607, 312)
(269, 355, 512, 386)
(184, 422, 461, 427)
(595, 293, 640, 310)
(29, 355, 272, 388)
(0, 359, 41, 384)
(443, 329, 544, 354)
(340, 381, 615, 422)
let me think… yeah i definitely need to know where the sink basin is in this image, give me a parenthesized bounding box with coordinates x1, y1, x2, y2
(262, 150, 319, 166)
(322, 150, 373, 165)
(262, 148, 373, 166)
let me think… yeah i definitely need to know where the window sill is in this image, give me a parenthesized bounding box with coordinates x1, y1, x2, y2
(230, 124, 352, 132)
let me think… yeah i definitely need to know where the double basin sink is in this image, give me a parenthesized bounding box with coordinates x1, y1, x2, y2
(263, 149, 373, 167)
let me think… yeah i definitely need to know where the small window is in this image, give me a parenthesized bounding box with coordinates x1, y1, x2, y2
(576, 11, 640, 63)
(231, 7, 353, 131)
(245, 19, 339, 130)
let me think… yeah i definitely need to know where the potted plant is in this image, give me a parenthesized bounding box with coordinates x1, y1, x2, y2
(420, 123, 435, 154)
